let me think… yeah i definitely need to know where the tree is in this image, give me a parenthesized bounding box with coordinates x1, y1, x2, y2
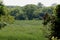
(51, 5, 60, 39)
(0, 1, 14, 29)
(42, 5, 60, 40)
(10, 6, 25, 20)
(23, 4, 37, 20)
(33, 8, 44, 20)
(0, 1, 5, 16)
(37, 2, 44, 8)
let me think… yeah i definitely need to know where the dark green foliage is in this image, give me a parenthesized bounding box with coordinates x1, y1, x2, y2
(15, 14, 26, 20)
(6, 4, 53, 20)
(44, 5, 60, 39)
(42, 13, 51, 25)
(0, 2, 15, 29)
(0, 22, 7, 29)
(23, 4, 37, 20)
(37, 2, 43, 8)
(0, 2, 5, 16)
(42, 12, 56, 40)
(51, 5, 60, 39)
(0, 2, 7, 29)
(56, 5, 60, 18)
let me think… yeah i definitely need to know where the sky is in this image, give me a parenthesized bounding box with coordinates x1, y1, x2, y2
(3, 0, 60, 6)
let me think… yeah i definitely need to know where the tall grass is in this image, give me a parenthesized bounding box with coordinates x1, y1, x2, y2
(0, 20, 48, 40)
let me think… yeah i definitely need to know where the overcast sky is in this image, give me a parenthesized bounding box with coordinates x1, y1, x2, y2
(3, 0, 60, 6)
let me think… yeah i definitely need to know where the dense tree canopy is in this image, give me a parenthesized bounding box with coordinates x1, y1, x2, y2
(23, 4, 38, 20)
(6, 3, 54, 20)
(0, 1, 14, 29)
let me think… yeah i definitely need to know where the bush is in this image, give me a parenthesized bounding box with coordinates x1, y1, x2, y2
(50, 5, 60, 39)
(0, 22, 7, 29)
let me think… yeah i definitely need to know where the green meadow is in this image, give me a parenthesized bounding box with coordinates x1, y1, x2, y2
(0, 20, 49, 40)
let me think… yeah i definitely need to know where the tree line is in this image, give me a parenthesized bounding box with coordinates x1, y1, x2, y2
(6, 2, 53, 20)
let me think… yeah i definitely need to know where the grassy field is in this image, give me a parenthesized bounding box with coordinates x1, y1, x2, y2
(0, 20, 49, 40)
